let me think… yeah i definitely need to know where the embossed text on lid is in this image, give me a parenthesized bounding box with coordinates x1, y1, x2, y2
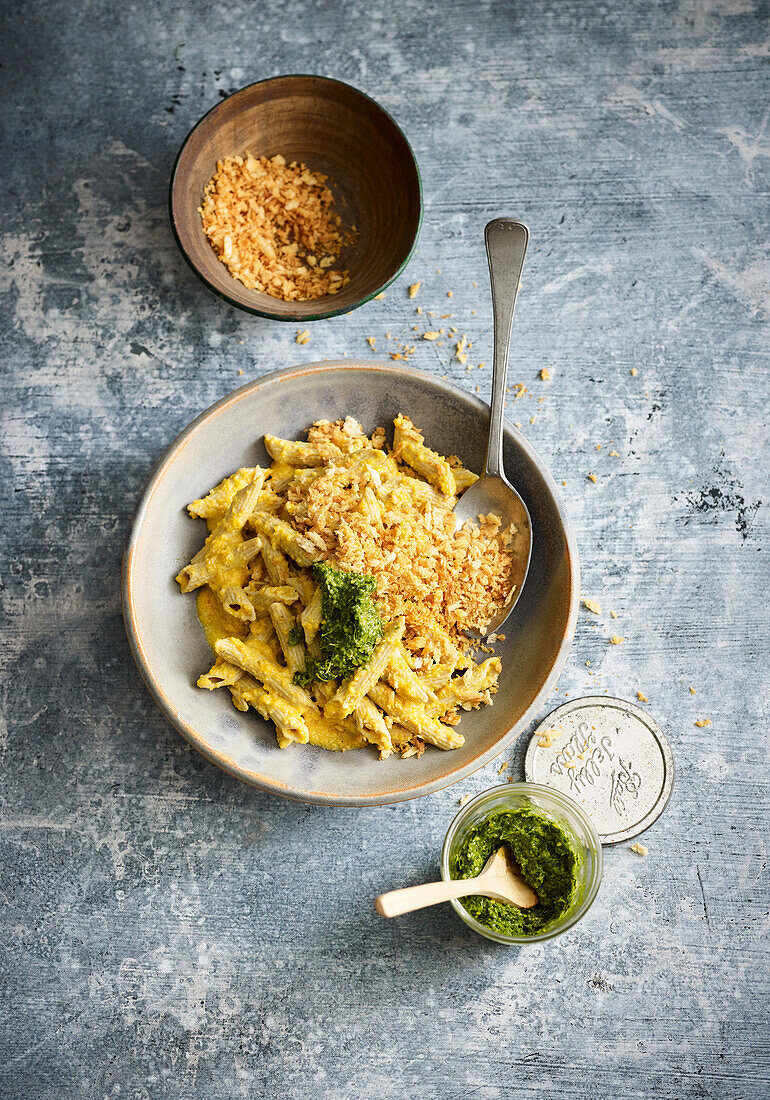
(524, 696, 675, 844)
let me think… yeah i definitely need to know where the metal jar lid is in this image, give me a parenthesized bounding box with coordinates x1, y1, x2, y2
(524, 696, 674, 844)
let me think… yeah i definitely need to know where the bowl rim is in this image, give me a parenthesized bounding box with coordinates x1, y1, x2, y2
(168, 73, 424, 321)
(441, 782, 604, 944)
(121, 360, 580, 806)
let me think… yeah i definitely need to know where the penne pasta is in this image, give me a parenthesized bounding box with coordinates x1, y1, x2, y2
(324, 617, 405, 720)
(177, 415, 511, 757)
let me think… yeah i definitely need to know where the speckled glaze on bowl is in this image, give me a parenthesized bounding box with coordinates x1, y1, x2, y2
(122, 362, 579, 806)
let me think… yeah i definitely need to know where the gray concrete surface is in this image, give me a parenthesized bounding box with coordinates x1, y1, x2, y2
(1, 0, 768, 1096)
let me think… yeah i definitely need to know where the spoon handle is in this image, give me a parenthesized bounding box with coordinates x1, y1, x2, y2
(483, 218, 529, 480)
(375, 877, 482, 918)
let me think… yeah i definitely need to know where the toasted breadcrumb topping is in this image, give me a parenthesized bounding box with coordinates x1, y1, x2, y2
(199, 153, 355, 300)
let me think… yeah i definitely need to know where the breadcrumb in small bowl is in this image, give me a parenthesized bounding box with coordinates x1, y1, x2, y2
(170, 75, 422, 321)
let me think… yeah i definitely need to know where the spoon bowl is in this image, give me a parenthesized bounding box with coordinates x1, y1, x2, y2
(453, 472, 533, 636)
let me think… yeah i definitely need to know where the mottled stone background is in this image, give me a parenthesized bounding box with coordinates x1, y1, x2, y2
(1, 0, 768, 1096)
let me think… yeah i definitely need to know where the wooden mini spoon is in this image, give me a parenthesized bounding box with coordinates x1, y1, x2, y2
(375, 846, 538, 918)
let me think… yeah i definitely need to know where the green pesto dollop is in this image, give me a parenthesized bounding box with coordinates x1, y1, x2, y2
(451, 806, 581, 936)
(294, 562, 383, 687)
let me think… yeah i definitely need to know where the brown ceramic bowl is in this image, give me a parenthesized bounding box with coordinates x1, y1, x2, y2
(169, 75, 422, 321)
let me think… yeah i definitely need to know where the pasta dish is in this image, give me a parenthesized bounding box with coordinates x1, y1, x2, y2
(176, 415, 522, 759)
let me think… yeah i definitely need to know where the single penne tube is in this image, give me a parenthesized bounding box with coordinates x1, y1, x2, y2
(264, 435, 343, 467)
(269, 602, 305, 676)
(403, 476, 455, 509)
(428, 658, 502, 717)
(300, 586, 323, 643)
(187, 467, 260, 519)
(219, 584, 256, 621)
(226, 470, 266, 528)
(229, 673, 309, 746)
(197, 658, 243, 691)
(228, 536, 263, 565)
(246, 585, 300, 613)
(354, 697, 393, 757)
(324, 617, 405, 720)
(385, 646, 432, 703)
(215, 637, 318, 714)
(249, 615, 276, 644)
(176, 558, 213, 592)
(259, 537, 290, 586)
(450, 466, 479, 493)
(416, 662, 455, 691)
(393, 414, 455, 496)
(367, 682, 464, 750)
(249, 510, 323, 568)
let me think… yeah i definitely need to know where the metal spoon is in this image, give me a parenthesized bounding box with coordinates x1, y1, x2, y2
(374, 845, 538, 918)
(453, 218, 533, 636)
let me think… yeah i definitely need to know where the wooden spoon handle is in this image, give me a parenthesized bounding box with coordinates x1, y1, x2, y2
(375, 877, 478, 918)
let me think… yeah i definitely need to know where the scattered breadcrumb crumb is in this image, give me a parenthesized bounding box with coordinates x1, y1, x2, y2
(637, 691, 648, 702)
(609, 635, 624, 645)
(595, 444, 602, 451)
(689, 686, 697, 695)
(630, 843, 648, 856)
(238, 369, 245, 376)
(423, 332, 440, 341)
(436, 268, 442, 274)
(695, 719, 712, 727)
(458, 793, 472, 806)
(540, 368, 551, 381)
(408, 282, 421, 298)
(609, 450, 621, 457)
(295, 329, 310, 345)
(478, 362, 485, 370)
(538, 729, 560, 748)
(416, 306, 422, 314)
(610, 610, 618, 619)
(530, 416, 536, 425)
(497, 760, 509, 774)
(366, 336, 376, 348)
(582, 597, 602, 614)
(588, 474, 597, 483)
(630, 367, 638, 376)
(373, 292, 386, 300)
(447, 290, 453, 297)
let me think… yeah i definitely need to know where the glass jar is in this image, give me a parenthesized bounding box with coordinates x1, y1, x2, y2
(441, 782, 603, 944)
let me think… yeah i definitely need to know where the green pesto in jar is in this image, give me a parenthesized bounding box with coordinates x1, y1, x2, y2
(451, 806, 581, 936)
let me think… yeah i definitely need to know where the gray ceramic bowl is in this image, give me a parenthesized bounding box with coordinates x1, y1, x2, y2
(122, 362, 579, 806)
